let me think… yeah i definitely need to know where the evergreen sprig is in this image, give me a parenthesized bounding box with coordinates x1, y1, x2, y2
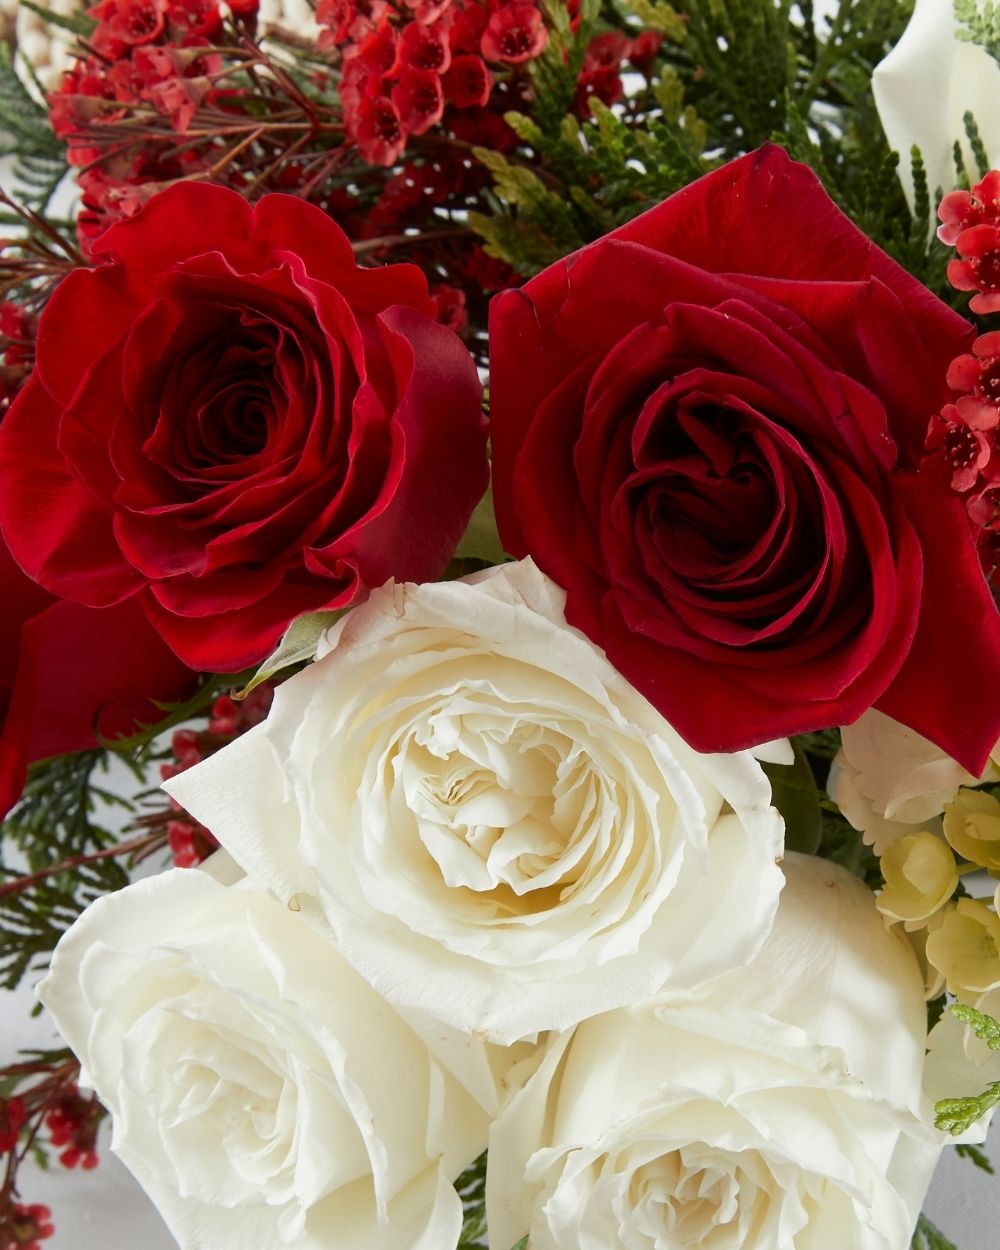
(936, 1080, 1000, 1136)
(951, 1002, 1000, 1049)
(0, 47, 69, 216)
(470, 0, 953, 303)
(955, 0, 1000, 64)
(456, 1151, 488, 1248)
(933, 1004, 1000, 1135)
(0, 752, 134, 991)
(911, 1213, 959, 1250)
(955, 1141, 994, 1173)
(16, 0, 96, 37)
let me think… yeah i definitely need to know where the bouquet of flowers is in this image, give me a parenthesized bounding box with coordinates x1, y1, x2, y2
(2, 0, 1000, 1246)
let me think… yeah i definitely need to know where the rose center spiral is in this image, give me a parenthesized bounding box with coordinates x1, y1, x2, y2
(401, 714, 606, 906)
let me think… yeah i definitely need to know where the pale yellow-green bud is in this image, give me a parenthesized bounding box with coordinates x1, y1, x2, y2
(924, 898, 1000, 998)
(877, 831, 959, 925)
(943, 787, 1000, 873)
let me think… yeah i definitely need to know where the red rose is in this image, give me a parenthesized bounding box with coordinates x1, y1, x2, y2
(0, 539, 194, 819)
(0, 182, 487, 672)
(489, 145, 1000, 773)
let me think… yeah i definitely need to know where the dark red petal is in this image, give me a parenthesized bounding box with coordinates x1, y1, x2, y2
(34, 264, 139, 408)
(89, 180, 257, 278)
(142, 579, 336, 671)
(251, 192, 358, 276)
(876, 464, 1000, 774)
(0, 594, 195, 818)
(321, 303, 487, 586)
(0, 378, 140, 604)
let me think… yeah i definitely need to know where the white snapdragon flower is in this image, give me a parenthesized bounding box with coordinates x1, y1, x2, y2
(487, 853, 941, 1250)
(873, 0, 1000, 209)
(37, 866, 512, 1250)
(166, 559, 787, 1043)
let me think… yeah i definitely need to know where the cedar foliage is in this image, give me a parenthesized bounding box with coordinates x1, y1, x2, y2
(470, 0, 961, 308)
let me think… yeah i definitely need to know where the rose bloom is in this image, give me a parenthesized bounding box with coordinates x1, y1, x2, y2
(488, 144, 1000, 774)
(0, 535, 193, 818)
(38, 859, 515, 1250)
(0, 182, 486, 672)
(487, 854, 941, 1250)
(830, 709, 999, 855)
(165, 559, 786, 1043)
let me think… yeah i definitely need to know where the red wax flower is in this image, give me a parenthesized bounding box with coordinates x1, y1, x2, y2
(0, 183, 487, 674)
(6, 1203, 54, 1250)
(45, 1088, 102, 1171)
(396, 18, 451, 73)
(430, 283, 469, 333)
(391, 66, 445, 134)
(442, 53, 490, 109)
(926, 408, 992, 492)
(480, 2, 547, 64)
(354, 92, 408, 163)
(489, 144, 1000, 773)
(946, 331, 1000, 429)
(88, 0, 168, 56)
(937, 169, 1000, 246)
(948, 222, 1000, 315)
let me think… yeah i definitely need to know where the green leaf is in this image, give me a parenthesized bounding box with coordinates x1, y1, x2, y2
(235, 610, 345, 698)
(763, 739, 822, 854)
(454, 483, 507, 566)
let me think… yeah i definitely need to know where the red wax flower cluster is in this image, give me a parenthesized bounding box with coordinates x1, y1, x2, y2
(0, 1098, 26, 1154)
(160, 684, 274, 867)
(939, 170, 1000, 315)
(322, 0, 660, 165)
(2, 1204, 54, 1250)
(928, 171, 1000, 587)
(47, 0, 248, 247)
(0, 303, 36, 418)
(322, 0, 548, 165)
(44, 1088, 101, 1171)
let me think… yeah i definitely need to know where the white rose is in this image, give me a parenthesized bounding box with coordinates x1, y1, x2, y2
(166, 559, 787, 1044)
(873, 0, 1000, 209)
(487, 854, 941, 1250)
(830, 708, 997, 854)
(37, 868, 508, 1250)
